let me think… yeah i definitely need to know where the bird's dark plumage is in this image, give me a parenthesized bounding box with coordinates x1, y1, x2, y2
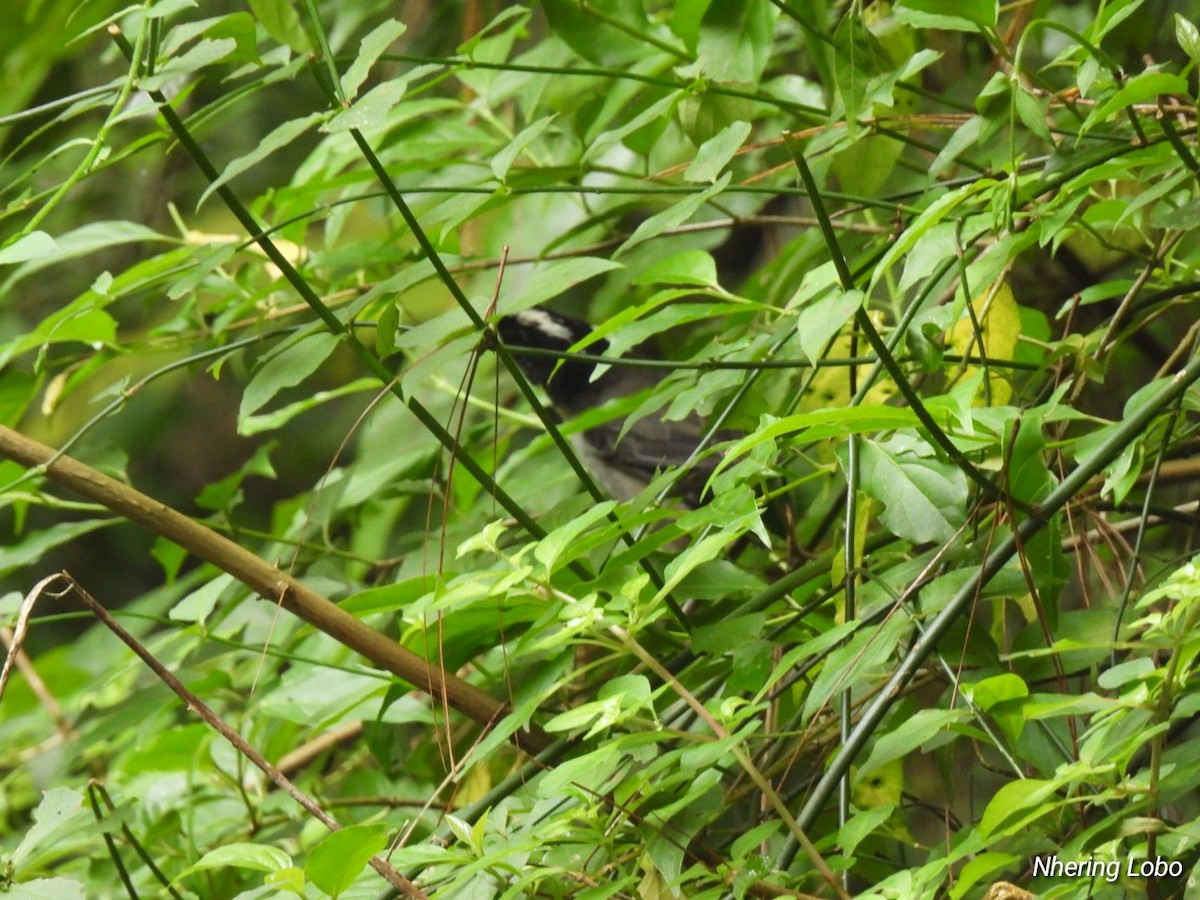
(497, 307, 727, 505)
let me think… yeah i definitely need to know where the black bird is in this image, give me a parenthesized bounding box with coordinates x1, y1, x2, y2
(497, 307, 727, 506)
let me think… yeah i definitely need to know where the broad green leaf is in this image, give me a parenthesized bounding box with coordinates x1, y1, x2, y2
(5, 877, 89, 899)
(616, 173, 730, 257)
(306, 824, 388, 897)
(1177, 14, 1200, 63)
(198, 112, 324, 209)
(534, 500, 617, 572)
(857, 709, 966, 778)
(169, 573, 237, 624)
(895, 0, 997, 32)
(833, 14, 876, 134)
(803, 615, 907, 722)
(492, 114, 557, 182)
(633, 250, 720, 288)
(12, 789, 91, 877)
(341, 19, 406, 99)
(1092, 0, 1146, 40)
(979, 778, 1058, 838)
(240, 378, 376, 436)
(678, 87, 759, 145)
(838, 805, 894, 856)
(542, 0, 653, 65)
(853, 438, 969, 543)
(537, 745, 622, 797)
(239, 331, 342, 420)
(1082, 72, 1189, 135)
(949, 852, 1022, 900)
(684, 120, 750, 183)
(965, 673, 1028, 710)
(0, 519, 113, 580)
(495, 256, 623, 318)
(694, 613, 765, 655)
(671, 0, 718, 49)
(544, 696, 622, 734)
(248, 0, 311, 53)
(0, 231, 61, 264)
(583, 91, 679, 164)
(695, 0, 778, 83)
(140, 38, 237, 92)
(322, 79, 407, 132)
(0, 221, 173, 292)
(795, 289, 863, 362)
(1013, 86, 1052, 142)
(173, 843, 292, 883)
(713, 406, 924, 481)
(868, 179, 994, 294)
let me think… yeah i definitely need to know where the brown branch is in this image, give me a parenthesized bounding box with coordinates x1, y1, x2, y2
(59, 573, 427, 899)
(0, 424, 551, 753)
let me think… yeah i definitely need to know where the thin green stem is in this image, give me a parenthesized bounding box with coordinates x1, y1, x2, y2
(787, 346, 1200, 846)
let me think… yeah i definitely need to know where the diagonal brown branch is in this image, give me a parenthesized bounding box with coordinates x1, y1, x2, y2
(59, 573, 427, 899)
(0, 424, 551, 753)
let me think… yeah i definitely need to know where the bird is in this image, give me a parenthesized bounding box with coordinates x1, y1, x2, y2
(496, 306, 727, 507)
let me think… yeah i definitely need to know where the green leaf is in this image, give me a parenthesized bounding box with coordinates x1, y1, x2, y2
(491, 257, 623, 321)
(979, 778, 1058, 837)
(12, 789, 91, 878)
(1176, 14, 1200, 63)
(195, 441, 278, 510)
(795, 289, 864, 362)
(323, 79, 408, 132)
(949, 852, 1023, 900)
(306, 824, 388, 897)
(1082, 72, 1189, 134)
(694, 613, 765, 655)
(868, 179, 994, 294)
(0, 519, 112, 580)
(684, 120, 750, 183)
(838, 805, 894, 856)
(858, 708, 967, 778)
(140, 38, 237, 92)
(0, 221, 172, 293)
(0, 231, 62, 264)
(204, 12, 261, 65)
(804, 616, 907, 722)
(538, 745, 622, 797)
(671, 0, 718, 49)
(542, 0, 653, 65)
(848, 438, 970, 544)
(174, 843, 293, 883)
(492, 114, 557, 183)
(241, 378, 376, 436)
(616, 173, 730, 257)
(239, 331, 342, 420)
(696, 0, 778, 83)
(1013, 85, 1052, 142)
(0, 296, 117, 370)
(633, 250, 720, 287)
(895, 0, 997, 32)
(833, 14, 876, 134)
(1150, 197, 1200, 230)
(966, 673, 1028, 710)
(198, 112, 324, 209)
(714, 406, 924, 481)
(584, 91, 679, 164)
(341, 19, 407, 100)
(678, 87, 759, 145)
(247, 0, 311, 53)
(534, 500, 617, 571)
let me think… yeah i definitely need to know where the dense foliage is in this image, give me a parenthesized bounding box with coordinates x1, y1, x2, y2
(3, 0, 1200, 897)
